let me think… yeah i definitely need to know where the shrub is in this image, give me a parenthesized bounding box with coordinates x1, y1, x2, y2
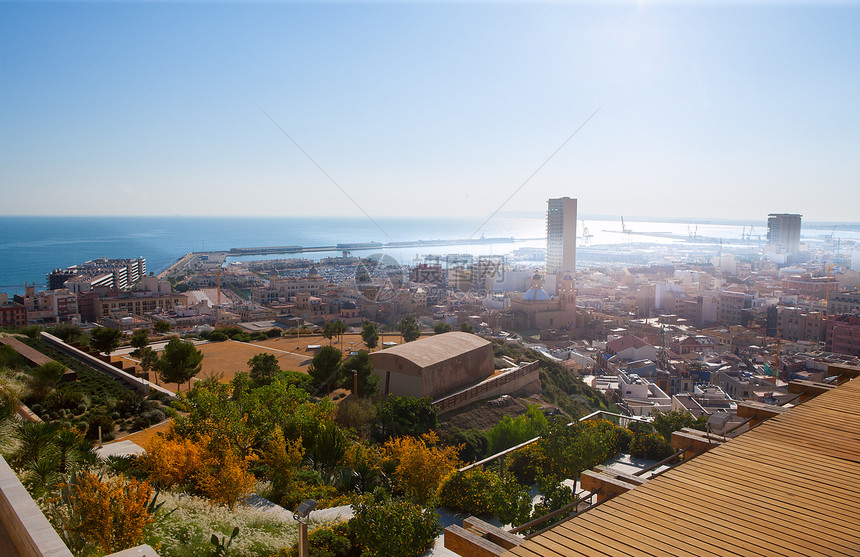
(505, 443, 548, 486)
(276, 521, 351, 557)
(231, 333, 251, 343)
(249, 332, 268, 341)
(349, 491, 439, 557)
(445, 427, 488, 463)
(486, 405, 548, 454)
(652, 409, 708, 442)
(383, 432, 460, 504)
(616, 427, 634, 452)
(438, 469, 496, 517)
(52, 471, 156, 555)
(86, 414, 114, 440)
(207, 331, 229, 342)
(44, 389, 85, 412)
(629, 432, 675, 461)
(266, 327, 283, 338)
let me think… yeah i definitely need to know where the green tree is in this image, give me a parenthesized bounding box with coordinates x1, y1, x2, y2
(433, 322, 452, 335)
(247, 353, 280, 383)
(399, 316, 420, 343)
(308, 346, 342, 390)
(30, 361, 67, 401)
(374, 396, 437, 441)
(323, 320, 347, 347)
(349, 491, 440, 557)
(49, 323, 83, 344)
(361, 321, 379, 350)
(338, 351, 379, 397)
(487, 405, 548, 454)
(89, 327, 123, 356)
(459, 322, 474, 334)
(137, 347, 159, 382)
(153, 321, 171, 334)
(157, 338, 203, 390)
(129, 328, 150, 357)
(652, 409, 708, 443)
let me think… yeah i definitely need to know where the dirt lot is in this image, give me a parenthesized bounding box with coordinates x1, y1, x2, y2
(120, 332, 400, 393)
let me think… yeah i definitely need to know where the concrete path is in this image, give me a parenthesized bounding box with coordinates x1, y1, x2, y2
(96, 440, 145, 459)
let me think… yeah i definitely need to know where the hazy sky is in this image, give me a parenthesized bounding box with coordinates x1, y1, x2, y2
(1, 1, 858, 221)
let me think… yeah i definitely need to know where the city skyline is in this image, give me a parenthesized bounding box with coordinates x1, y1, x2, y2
(2, 1, 859, 221)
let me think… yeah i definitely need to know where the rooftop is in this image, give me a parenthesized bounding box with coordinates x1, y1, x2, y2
(371, 331, 491, 369)
(502, 368, 860, 557)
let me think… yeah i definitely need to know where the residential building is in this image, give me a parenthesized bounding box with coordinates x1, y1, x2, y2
(48, 257, 146, 291)
(776, 306, 825, 343)
(825, 314, 860, 356)
(617, 370, 672, 416)
(13, 285, 79, 324)
(546, 197, 577, 276)
(829, 289, 860, 315)
(95, 291, 186, 319)
(717, 290, 754, 326)
(0, 294, 27, 328)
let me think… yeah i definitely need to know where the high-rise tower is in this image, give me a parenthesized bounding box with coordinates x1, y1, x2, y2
(767, 213, 802, 254)
(546, 197, 577, 276)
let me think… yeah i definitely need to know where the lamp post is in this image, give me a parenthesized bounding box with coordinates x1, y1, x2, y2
(293, 499, 317, 557)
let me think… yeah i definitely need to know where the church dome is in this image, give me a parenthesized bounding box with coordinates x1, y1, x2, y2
(532, 272, 542, 281)
(342, 300, 358, 310)
(523, 287, 550, 302)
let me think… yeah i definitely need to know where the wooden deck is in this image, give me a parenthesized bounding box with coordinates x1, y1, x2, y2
(505, 377, 860, 557)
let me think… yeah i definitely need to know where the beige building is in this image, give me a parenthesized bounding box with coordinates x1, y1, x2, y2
(506, 272, 579, 330)
(95, 292, 186, 319)
(369, 331, 494, 399)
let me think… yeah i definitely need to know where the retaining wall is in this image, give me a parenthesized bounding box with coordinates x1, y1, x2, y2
(40, 332, 175, 399)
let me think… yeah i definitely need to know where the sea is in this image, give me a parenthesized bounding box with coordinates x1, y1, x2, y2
(1, 215, 858, 296)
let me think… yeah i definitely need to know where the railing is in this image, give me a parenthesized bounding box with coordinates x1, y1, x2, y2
(432, 360, 540, 413)
(459, 410, 651, 473)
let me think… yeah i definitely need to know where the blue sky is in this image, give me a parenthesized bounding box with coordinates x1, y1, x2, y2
(1, 1, 858, 221)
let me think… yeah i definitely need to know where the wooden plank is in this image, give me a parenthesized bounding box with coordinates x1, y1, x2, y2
(663, 470, 860, 521)
(444, 525, 507, 557)
(593, 465, 649, 486)
(602, 497, 797, 557)
(788, 380, 834, 399)
(671, 430, 722, 455)
(827, 363, 860, 379)
(649, 478, 860, 549)
(536, 531, 605, 557)
(671, 458, 860, 510)
(579, 470, 635, 501)
(563, 513, 678, 557)
(569, 499, 732, 557)
(660, 474, 860, 527)
(549, 519, 659, 557)
(463, 517, 522, 550)
(702, 450, 860, 494)
(736, 400, 789, 424)
(626, 483, 856, 556)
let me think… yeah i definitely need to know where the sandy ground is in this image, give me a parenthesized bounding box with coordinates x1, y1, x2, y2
(117, 332, 405, 393)
(113, 420, 173, 448)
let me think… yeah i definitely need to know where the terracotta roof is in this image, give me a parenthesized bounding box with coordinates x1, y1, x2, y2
(606, 335, 650, 354)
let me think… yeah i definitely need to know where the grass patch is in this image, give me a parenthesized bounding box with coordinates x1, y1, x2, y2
(147, 491, 305, 557)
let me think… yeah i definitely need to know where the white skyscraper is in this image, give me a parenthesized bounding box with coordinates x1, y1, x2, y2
(546, 197, 577, 276)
